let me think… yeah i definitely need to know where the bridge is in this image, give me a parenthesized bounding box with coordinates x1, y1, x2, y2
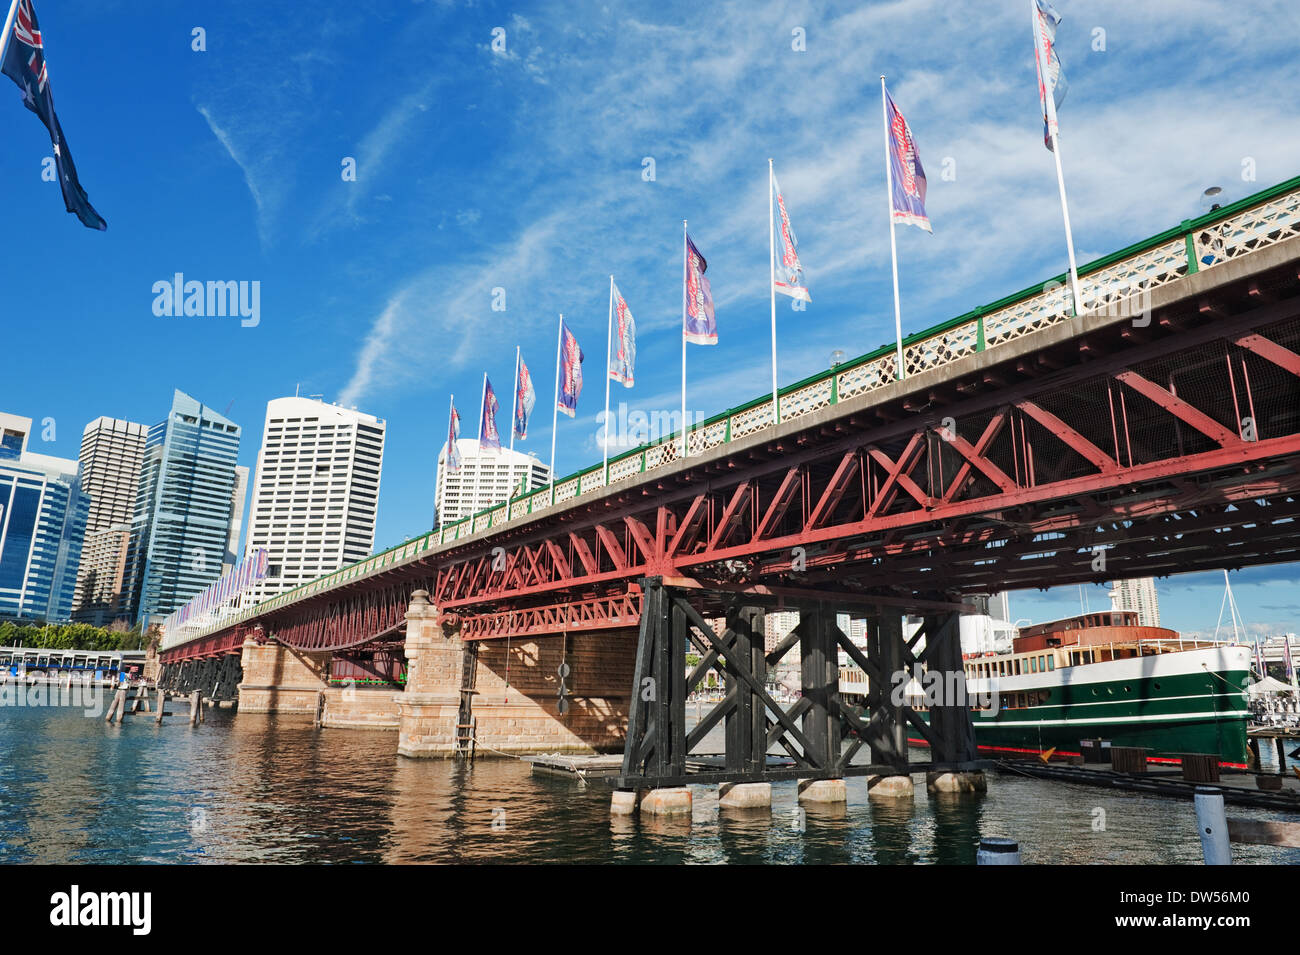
(158, 175, 1300, 810)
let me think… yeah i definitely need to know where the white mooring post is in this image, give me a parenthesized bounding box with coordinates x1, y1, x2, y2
(976, 837, 1021, 865)
(1194, 788, 1232, 865)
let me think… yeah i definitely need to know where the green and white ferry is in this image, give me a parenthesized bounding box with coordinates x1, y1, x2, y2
(906, 611, 1252, 767)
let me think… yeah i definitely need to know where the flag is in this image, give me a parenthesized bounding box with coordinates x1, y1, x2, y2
(1033, 0, 1068, 151)
(514, 356, 536, 440)
(557, 320, 584, 417)
(884, 88, 931, 233)
(684, 233, 717, 344)
(609, 282, 636, 387)
(771, 173, 811, 301)
(1, 0, 106, 230)
(480, 377, 502, 451)
(446, 402, 463, 471)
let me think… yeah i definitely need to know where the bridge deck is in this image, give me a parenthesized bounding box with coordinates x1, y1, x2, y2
(161, 175, 1300, 658)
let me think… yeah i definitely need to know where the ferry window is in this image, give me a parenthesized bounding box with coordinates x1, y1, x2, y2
(1029, 657, 1037, 673)
(1047, 656, 1055, 671)
(1038, 654, 1046, 672)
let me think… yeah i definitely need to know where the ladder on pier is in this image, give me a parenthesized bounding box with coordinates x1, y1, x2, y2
(455, 642, 479, 759)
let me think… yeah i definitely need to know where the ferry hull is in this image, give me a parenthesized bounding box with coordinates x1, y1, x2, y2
(909, 646, 1252, 766)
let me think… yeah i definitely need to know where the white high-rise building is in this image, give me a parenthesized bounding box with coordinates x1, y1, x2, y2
(436, 439, 550, 525)
(244, 397, 385, 602)
(72, 416, 147, 625)
(1109, 577, 1160, 627)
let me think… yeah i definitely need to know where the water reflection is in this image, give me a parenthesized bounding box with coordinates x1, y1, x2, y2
(0, 707, 1297, 864)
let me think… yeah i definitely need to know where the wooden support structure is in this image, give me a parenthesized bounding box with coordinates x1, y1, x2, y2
(155, 686, 165, 725)
(609, 577, 983, 793)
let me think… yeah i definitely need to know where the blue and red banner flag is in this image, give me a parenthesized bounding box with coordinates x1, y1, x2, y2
(514, 356, 536, 440)
(683, 234, 717, 344)
(557, 320, 584, 417)
(446, 401, 463, 471)
(1033, 0, 1068, 151)
(884, 87, 931, 233)
(771, 173, 811, 302)
(480, 377, 502, 451)
(1, 0, 106, 230)
(609, 282, 636, 387)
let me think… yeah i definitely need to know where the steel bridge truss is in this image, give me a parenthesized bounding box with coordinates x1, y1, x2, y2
(165, 259, 1300, 657)
(434, 293, 1300, 627)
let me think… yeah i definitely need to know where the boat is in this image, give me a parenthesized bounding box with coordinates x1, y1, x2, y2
(847, 611, 1252, 767)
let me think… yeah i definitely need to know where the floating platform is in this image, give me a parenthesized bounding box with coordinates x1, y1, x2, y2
(995, 758, 1300, 811)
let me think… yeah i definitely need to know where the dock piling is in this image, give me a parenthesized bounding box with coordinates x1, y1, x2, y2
(976, 837, 1021, 865)
(1194, 788, 1232, 865)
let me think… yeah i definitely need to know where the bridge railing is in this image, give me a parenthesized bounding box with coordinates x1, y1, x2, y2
(160, 175, 1300, 652)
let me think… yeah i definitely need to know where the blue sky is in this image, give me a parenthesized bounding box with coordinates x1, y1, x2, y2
(3, 0, 1299, 638)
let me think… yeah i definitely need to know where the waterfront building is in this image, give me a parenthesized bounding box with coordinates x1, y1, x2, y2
(1109, 577, 1161, 627)
(0, 412, 88, 623)
(243, 397, 386, 602)
(71, 417, 147, 625)
(436, 439, 550, 525)
(763, 609, 801, 654)
(122, 392, 243, 626)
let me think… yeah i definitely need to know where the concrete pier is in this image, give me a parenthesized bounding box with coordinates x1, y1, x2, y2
(867, 774, 916, 799)
(639, 787, 692, 816)
(926, 771, 987, 795)
(718, 782, 772, 811)
(797, 778, 847, 804)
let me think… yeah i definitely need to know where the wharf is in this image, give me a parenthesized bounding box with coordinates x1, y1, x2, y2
(996, 758, 1300, 811)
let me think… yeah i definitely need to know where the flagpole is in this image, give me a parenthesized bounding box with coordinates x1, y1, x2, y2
(603, 275, 614, 483)
(1032, 0, 1083, 317)
(768, 158, 779, 425)
(549, 313, 562, 505)
(0, 2, 18, 67)
(510, 346, 520, 453)
(880, 76, 907, 381)
(681, 219, 689, 458)
(474, 373, 487, 523)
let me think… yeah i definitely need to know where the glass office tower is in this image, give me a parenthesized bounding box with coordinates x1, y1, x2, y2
(0, 412, 88, 622)
(123, 392, 243, 626)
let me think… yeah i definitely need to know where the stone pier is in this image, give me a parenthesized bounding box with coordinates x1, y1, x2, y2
(236, 638, 330, 714)
(397, 590, 635, 758)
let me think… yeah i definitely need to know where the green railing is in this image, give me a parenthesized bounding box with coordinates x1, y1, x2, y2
(161, 174, 1300, 651)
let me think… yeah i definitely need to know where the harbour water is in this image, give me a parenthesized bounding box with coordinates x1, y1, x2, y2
(1, 705, 1296, 865)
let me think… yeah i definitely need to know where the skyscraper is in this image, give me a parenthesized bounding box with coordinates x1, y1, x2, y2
(436, 439, 550, 525)
(0, 412, 88, 623)
(1109, 577, 1161, 627)
(243, 397, 385, 603)
(72, 416, 147, 625)
(123, 392, 242, 626)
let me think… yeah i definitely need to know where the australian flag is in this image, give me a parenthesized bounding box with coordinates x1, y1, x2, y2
(2, 0, 106, 230)
(557, 320, 584, 418)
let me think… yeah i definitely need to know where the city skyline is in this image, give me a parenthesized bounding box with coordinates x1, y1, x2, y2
(4, 1, 1300, 638)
